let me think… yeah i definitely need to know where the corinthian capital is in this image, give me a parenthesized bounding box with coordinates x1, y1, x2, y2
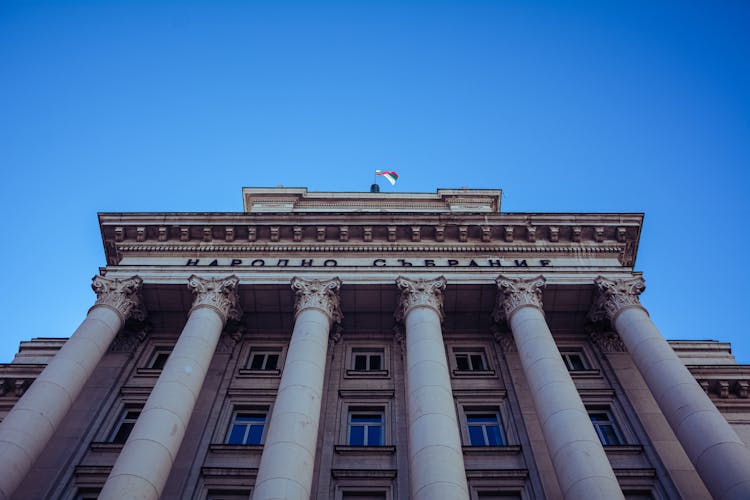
(291, 277, 343, 323)
(493, 275, 546, 323)
(91, 275, 146, 321)
(589, 276, 646, 323)
(188, 275, 242, 324)
(395, 276, 447, 322)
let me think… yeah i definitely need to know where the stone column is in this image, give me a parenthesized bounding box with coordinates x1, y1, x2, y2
(252, 277, 342, 500)
(494, 275, 623, 500)
(592, 276, 750, 500)
(99, 275, 241, 500)
(395, 276, 470, 500)
(0, 275, 144, 500)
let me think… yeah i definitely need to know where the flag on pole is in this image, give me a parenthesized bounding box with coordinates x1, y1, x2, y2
(375, 170, 399, 186)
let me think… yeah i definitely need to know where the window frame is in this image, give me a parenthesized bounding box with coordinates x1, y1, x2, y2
(450, 346, 496, 377)
(146, 348, 172, 370)
(344, 344, 390, 378)
(225, 406, 269, 445)
(108, 404, 143, 444)
(588, 409, 625, 446)
(465, 410, 506, 446)
(347, 409, 385, 447)
(238, 343, 287, 377)
(560, 350, 589, 371)
(247, 349, 281, 371)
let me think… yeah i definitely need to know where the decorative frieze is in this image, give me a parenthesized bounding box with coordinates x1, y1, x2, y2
(91, 275, 146, 322)
(136, 227, 146, 242)
(589, 330, 627, 353)
(291, 276, 343, 324)
(270, 226, 280, 242)
(527, 226, 536, 242)
(247, 226, 257, 241)
(387, 226, 397, 242)
(458, 225, 468, 242)
(394, 275, 447, 322)
(158, 226, 168, 242)
(589, 276, 646, 323)
(481, 226, 492, 242)
(492, 275, 546, 323)
(317, 226, 326, 242)
(115, 227, 125, 242)
(549, 226, 559, 242)
(572, 226, 582, 242)
(617, 227, 627, 242)
(434, 225, 445, 242)
(180, 227, 190, 241)
(363, 226, 373, 242)
(339, 226, 349, 242)
(187, 275, 242, 324)
(225, 226, 235, 242)
(491, 324, 516, 353)
(293, 226, 303, 242)
(411, 226, 421, 242)
(594, 227, 605, 242)
(504, 226, 514, 242)
(203, 227, 213, 242)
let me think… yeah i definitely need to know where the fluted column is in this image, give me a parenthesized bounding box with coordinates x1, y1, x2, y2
(495, 275, 623, 500)
(0, 275, 144, 500)
(99, 275, 241, 500)
(395, 276, 470, 500)
(592, 276, 750, 500)
(252, 277, 342, 500)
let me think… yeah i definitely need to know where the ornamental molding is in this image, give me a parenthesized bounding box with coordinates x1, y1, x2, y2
(115, 243, 625, 254)
(91, 275, 146, 321)
(492, 275, 546, 323)
(188, 275, 242, 324)
(393, 325, 406, 359)
(589, 276, 647, 323)
(589, 330, 627, 353)
(491, 324, 517, 353)
(291, 277, 343, 324)
(394, 275, 447, 322)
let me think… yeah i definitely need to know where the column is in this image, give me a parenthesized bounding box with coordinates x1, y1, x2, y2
(0, 275, 144, 500)
(494, 275, 623, 500)
(99, 275, 241, 500)
(592, 276, 750, 500)
(252, 277, 342, 500)
(395, 276, 470, 500)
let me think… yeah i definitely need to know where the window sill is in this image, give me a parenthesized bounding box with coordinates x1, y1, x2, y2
(237, 368, 281, 378)
(133, 368, 162, 378)
(452, 369, 496, 378)
(602, 444, 643, 454)
(89, 442, 124, 452)
(344, 369, 390, 379)
(209, 444, 264, 453)
(569, 369, 602, 378)
(462, 445, 521, 455)
(334, 445, 396, 456)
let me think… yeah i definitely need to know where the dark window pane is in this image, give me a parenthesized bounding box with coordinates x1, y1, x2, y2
(600, 424, 621, 445)
(368, 425, 382, 446)
(486, 425, 503, 445)
(250, 355, 265, 370)
(151, 352, 170, 370)
(354, 355, 367, 370)
(349, 425, 365, 445)
(247, 424, 264, 444)
(112, 422, 134, 443)
(468, 425, 485, 445)
(266, 354, 279, 370)
(568, 354, 586, 371)
(470, 354, 485, 370)
(227, 425, 246, 444)
(456, 355, 470, 370)
(369, 355, 381, 371)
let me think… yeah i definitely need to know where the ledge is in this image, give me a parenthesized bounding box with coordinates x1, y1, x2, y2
(237, 368, 281, 378)
(452, 369, 497, 378)
(208, 444, 264, 454)
(603, 445, 644, 455)
(345, 369, 390, 379)
(569, 369, 602, 378)
(89, 442, 124, 452)
(462, 445, 522, 456)
(334, 445, 396, 456)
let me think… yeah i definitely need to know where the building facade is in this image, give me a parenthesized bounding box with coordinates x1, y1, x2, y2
(1, 187, 749, 500)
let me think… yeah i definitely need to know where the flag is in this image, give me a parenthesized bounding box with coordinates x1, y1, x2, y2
(375, 170, 399, 186)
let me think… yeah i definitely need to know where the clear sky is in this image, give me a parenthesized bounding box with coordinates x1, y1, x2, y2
(1, 1, 749, 363)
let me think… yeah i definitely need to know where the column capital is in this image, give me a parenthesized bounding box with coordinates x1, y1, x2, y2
(493, 275, 546, 323)
(291, 277, 343, 323)
(395, 275, 447, 322)
(589, 276, 646, 323)
(91, 275, 146, 321)
(188, 275, 242, 324)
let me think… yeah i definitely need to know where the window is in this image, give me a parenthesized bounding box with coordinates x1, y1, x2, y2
(466, 412, 505, 446)
(352, 350, 383, 371)
(147, 348, 171, 370)
(455, 351, 488, 371)
(589, 411, 624, 445)
(110, 406, 142, 444)
(477, 493, 522, 500)
(226, 410, 266, 445)
(247, 349, 280, 371)
(560, 350, 588, 371)
(342, 493, 386, 500)
(348, 411, 384, 446)
(207, 490, 252, 500)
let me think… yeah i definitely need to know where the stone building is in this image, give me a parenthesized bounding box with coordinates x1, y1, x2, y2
(0, 187, 749, 500)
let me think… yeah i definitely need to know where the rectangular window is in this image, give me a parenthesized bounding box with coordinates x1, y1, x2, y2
(352, 350, 383, 371)
(226, 410, 266, 445)
(147, 348, 172, 370)
(348, 411, 384, 446)
(342, 493, 387, 500)
(589, 411, 624, 445)
(560, 351, 588, 371)
(110, 406, 142, 444)
(466, 412, 505, 446)
(455, 351, 488, 371)
(248, 350, 280, 371)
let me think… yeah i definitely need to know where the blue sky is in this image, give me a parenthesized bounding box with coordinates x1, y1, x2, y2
(1, 1, 749, 363)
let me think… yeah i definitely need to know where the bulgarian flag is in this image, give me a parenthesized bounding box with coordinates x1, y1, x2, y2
(375, 169, 399, 185)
